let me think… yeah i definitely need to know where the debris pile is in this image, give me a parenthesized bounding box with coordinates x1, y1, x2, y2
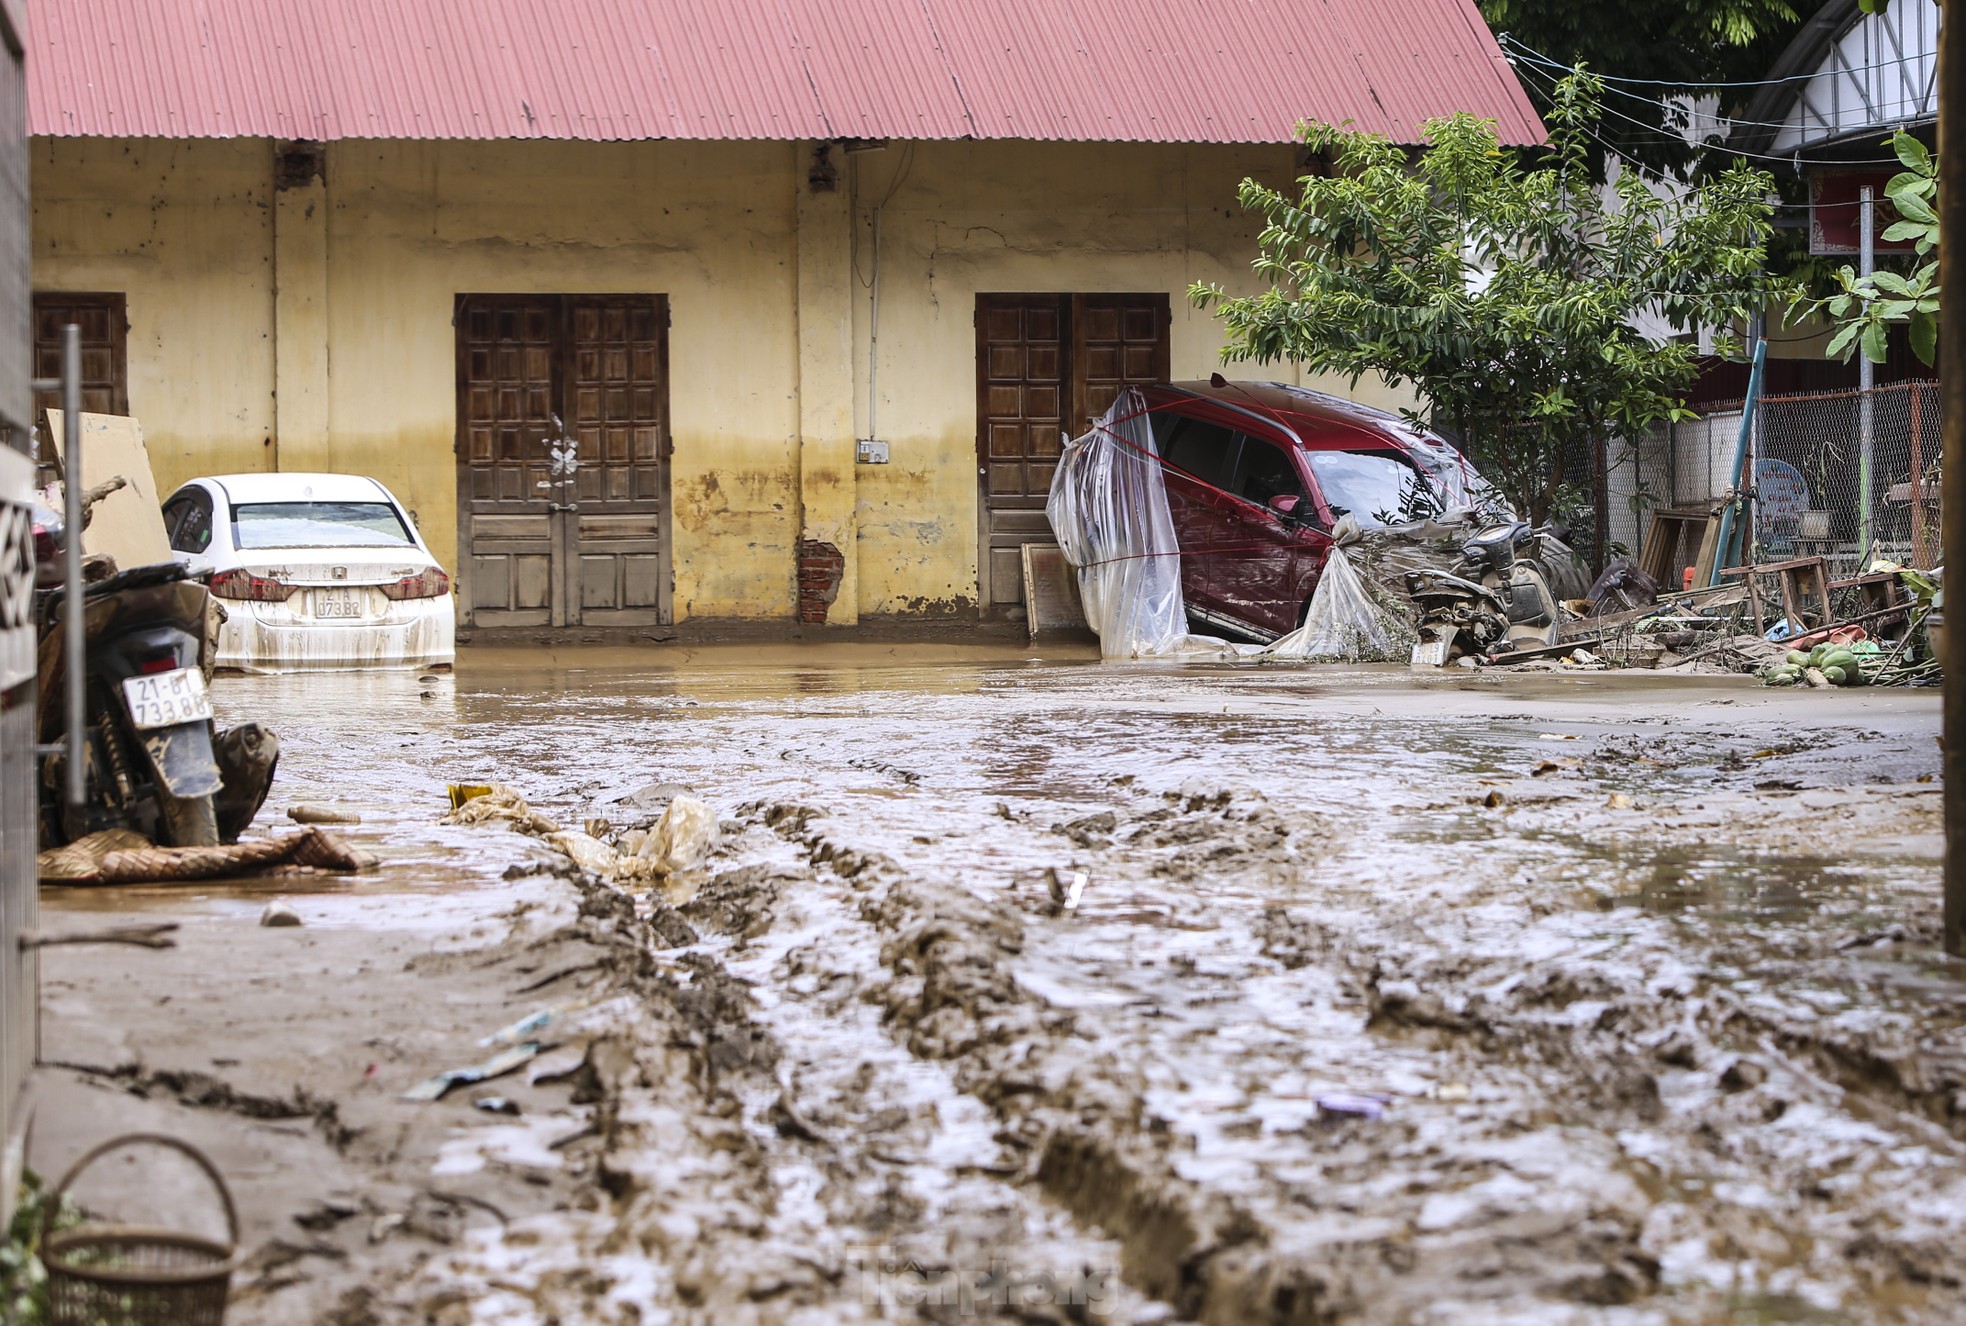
(1046, 390, 1943, 683)
(443, 782, 718, 898)
(1524, 557, 1942, 684)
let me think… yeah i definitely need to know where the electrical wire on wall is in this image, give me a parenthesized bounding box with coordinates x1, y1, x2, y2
(850, 142, 914, 447)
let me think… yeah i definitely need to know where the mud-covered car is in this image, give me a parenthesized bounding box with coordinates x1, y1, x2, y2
(161, 472, 455, 672)
(1143, 380, 1508, 642)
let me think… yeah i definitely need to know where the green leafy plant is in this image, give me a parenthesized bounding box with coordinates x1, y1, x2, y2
(1192, 72, 1786, 560)
(1800, 130, 1938, 366)
(4, 1172, 82, 1326)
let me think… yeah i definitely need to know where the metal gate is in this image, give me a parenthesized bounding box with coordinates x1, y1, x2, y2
(975, 293, 1168, 613)
(455, 294, 671, 628)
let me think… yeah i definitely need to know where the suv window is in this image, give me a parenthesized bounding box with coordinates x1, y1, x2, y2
(1228, 435, 1305, 510)
(1153, 415, 1239, 490)
(167, 489, 214, 554)
(1306, 449, 1438, 527)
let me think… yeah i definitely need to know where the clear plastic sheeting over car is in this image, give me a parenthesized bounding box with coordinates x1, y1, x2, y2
(1046, 389, 1412, 662)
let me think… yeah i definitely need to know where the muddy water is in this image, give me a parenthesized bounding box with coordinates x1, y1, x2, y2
(204, 648, 1960, 1322)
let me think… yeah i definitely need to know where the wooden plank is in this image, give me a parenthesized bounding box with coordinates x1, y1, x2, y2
(42, 409, 172, 572)
(1558, 583, 1746, 638)
(1022, 542, 1090, 638)
(1691, 511, 1723, 589)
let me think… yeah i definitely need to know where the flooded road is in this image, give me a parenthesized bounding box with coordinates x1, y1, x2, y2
(45, 646, 1963, 1324)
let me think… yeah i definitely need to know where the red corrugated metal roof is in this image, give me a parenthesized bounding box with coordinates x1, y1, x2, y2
(28, 0, 1542, 145)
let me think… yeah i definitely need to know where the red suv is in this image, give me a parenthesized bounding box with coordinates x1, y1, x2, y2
(1141, 379, 1493, 642)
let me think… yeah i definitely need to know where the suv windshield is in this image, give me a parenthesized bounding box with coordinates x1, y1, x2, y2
(1307, 451, 1446, 527)
(1307, 444, 1505, 527)
(231, 501, 413, 550)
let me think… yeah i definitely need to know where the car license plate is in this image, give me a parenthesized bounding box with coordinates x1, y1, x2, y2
(121, 667, 214, 731)
(314, 588, 362, 619)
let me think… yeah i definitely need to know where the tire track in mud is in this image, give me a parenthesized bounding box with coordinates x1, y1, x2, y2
(402, 676, 1959, 1324)
(410, 821, 1144, 1323)
(729, 791, 1464, 1325)
(728, 772, 1966, 1325)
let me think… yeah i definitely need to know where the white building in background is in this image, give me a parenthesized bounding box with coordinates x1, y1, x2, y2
(1737, 0, 1936, 163)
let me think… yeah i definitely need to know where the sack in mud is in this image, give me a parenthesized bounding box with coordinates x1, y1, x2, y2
(443, 782, 559, 835)
(638, 795, 717, 872)
(542, 829, 618, 876)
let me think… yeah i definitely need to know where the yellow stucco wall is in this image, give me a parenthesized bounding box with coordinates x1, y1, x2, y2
(840, 141, 1416, 614)
(32, 139, 275, 484)
(32, 135, 1416, 622)
(319, 140, 801, 620)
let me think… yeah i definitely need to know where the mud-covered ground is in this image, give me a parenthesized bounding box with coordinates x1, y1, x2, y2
(30, 645, 1964, 1324)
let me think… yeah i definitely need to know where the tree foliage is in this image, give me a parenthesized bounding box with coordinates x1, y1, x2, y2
(1190, 74, 1788, 530)
(1480, 0, 1803, 177)
(1803, 130, 1938, 366)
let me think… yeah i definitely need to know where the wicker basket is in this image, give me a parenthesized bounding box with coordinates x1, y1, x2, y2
(41, 1133, 240, 1326)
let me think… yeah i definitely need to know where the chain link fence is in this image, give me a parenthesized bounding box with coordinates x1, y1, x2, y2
(1619, 380, 1939, 579)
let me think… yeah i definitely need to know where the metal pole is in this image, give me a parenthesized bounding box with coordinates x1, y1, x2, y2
(1709, 337, 1766, 586)
(1939, 1, 1966, 960)
(1860, 185, 1877, 567)
(1747, 310, 1763, 562)
(60, 326, 83, 809)
(1912, 384, 1928, 566)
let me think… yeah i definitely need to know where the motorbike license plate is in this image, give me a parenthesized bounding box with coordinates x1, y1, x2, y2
(314, 588, 362, 619)
(121, 667, 215, 731)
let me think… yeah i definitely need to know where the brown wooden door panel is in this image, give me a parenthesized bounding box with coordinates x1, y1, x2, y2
(457, 295, 559, 626)
(456, 294, 670, 629)
(33, 294, 128, 464)
(975, 292, 1169, 612)
(564, 296, 667, 625)
(1073, 293, 1171, 436)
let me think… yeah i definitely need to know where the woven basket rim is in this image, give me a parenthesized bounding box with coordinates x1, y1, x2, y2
(43, 1224, 239, 1286)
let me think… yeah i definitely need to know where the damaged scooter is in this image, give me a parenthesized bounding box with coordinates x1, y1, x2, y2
(1406, 520, 1566, 666)
(32, 497, 279, 848)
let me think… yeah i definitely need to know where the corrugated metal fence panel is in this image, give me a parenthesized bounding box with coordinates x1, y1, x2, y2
(27, 0, 1542, 145)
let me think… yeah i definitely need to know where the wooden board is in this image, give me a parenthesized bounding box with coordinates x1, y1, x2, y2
(1638, 508, 1712, 591)
(1690, 511, 1724, 590)
(1022, 542, 1090, 639)
(42, 409, 173, 572)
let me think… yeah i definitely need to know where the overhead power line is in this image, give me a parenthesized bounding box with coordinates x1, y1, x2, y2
(1498, 33, 1932, 92)
(1509, 58, 1911, 166)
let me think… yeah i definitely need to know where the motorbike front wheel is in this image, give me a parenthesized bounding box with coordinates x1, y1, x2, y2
(157, 790, 220, 848)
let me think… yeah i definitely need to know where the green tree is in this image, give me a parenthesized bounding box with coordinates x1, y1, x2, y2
(1804, 130, 1938, 366)
(1480, 0, 1802, 176)
(1190, 74, 1787, 564)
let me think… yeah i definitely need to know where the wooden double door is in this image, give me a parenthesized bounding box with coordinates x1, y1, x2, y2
(456, 295, 671, 628)
(976, 293, 1169, 613)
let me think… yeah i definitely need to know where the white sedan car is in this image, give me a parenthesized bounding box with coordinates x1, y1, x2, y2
(161, 473, 456, 673)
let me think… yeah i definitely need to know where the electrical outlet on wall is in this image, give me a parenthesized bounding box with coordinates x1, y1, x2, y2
(855, 439, 890, 464)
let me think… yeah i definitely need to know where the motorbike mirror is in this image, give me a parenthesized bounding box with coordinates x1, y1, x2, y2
(1267, 494, 1300, 518)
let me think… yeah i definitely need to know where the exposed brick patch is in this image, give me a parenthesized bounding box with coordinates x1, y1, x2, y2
(796, 539, 844, 624)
